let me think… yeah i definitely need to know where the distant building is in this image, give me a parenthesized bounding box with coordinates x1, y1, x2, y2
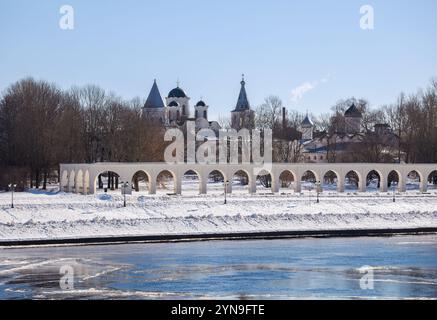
(300, 113, 314, 141)
(231, 75, 255, 131)
(299, 104, 399, 163)
(344, 103, 363, 134)
(142, 79, 220, 132)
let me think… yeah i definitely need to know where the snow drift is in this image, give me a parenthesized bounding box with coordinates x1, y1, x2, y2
(0, 190, 437, 242)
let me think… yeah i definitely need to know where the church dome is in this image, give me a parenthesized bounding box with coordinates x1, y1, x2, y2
(168, 87, 187, 98)
(168, 101, 179, 107)
(196, 100, 206, 107)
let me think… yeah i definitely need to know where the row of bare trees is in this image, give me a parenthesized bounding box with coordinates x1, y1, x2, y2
(384, 80, 437, 163)
(0, 78, 167, 190)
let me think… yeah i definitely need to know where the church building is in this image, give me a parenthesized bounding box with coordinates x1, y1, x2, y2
(142, 79, 220, 132)
(142, 76, 256, 133)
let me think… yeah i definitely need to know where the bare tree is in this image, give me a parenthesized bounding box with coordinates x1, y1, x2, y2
(255, 95, 283, 132)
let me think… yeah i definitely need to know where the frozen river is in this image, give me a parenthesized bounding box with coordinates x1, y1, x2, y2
(1, 235, 437, 299)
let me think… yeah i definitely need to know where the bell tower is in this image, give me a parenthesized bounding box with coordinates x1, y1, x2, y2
(300, 112, 314, 140)
(231, 75, 255, 130)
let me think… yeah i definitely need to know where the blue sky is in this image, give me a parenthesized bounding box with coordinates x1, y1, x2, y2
(1, 0, 436, 119)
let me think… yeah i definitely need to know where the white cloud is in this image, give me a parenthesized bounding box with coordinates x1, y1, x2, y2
(291, 81, 316, 102)
(290, 76, 331, 103)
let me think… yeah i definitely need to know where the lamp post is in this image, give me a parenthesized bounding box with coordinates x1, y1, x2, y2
(121, 181, 128, 207)
(392, 182, 396, 203)
(315, 181, 321, 203)
(8, 183, 17, 208)
(224, 180, 229, 204)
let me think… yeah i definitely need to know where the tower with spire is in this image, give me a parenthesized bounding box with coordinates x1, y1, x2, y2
(231, 75, 255, 130)
(300, 112, 314, 140)
(344, 103, 363, 134)
(142, 79, 166, 123)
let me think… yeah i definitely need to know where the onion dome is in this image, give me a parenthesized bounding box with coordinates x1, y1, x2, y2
(196, 100, 206, 107)
(168, 87, 187, 98)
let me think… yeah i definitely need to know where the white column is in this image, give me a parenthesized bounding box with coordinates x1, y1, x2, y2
(398, 175, 407, 193)
(89, 175, 96, 195)
(175, 177, 182, 195)
(380, 177, 388, 192)
(249, 178, 256, 194)
(75, 174, 81, 194)
(358, 178, 366, 192)
(226, 181, 232, 194)
(294, 180, 301, 193)
(200, 176, 207, 194)
(68, 172, 74, 193)
(337, 177, 345, 193)
(420, 179, 428, 193)
(82, 177, 87, 195)
(149, 179, 157, 195)
(271, 177, 279, 193)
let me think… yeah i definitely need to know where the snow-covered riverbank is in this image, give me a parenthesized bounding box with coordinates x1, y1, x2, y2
(1, 188, 437, 243)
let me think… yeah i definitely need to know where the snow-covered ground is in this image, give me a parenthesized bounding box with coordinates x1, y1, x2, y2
(1, 180, 437, 242)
